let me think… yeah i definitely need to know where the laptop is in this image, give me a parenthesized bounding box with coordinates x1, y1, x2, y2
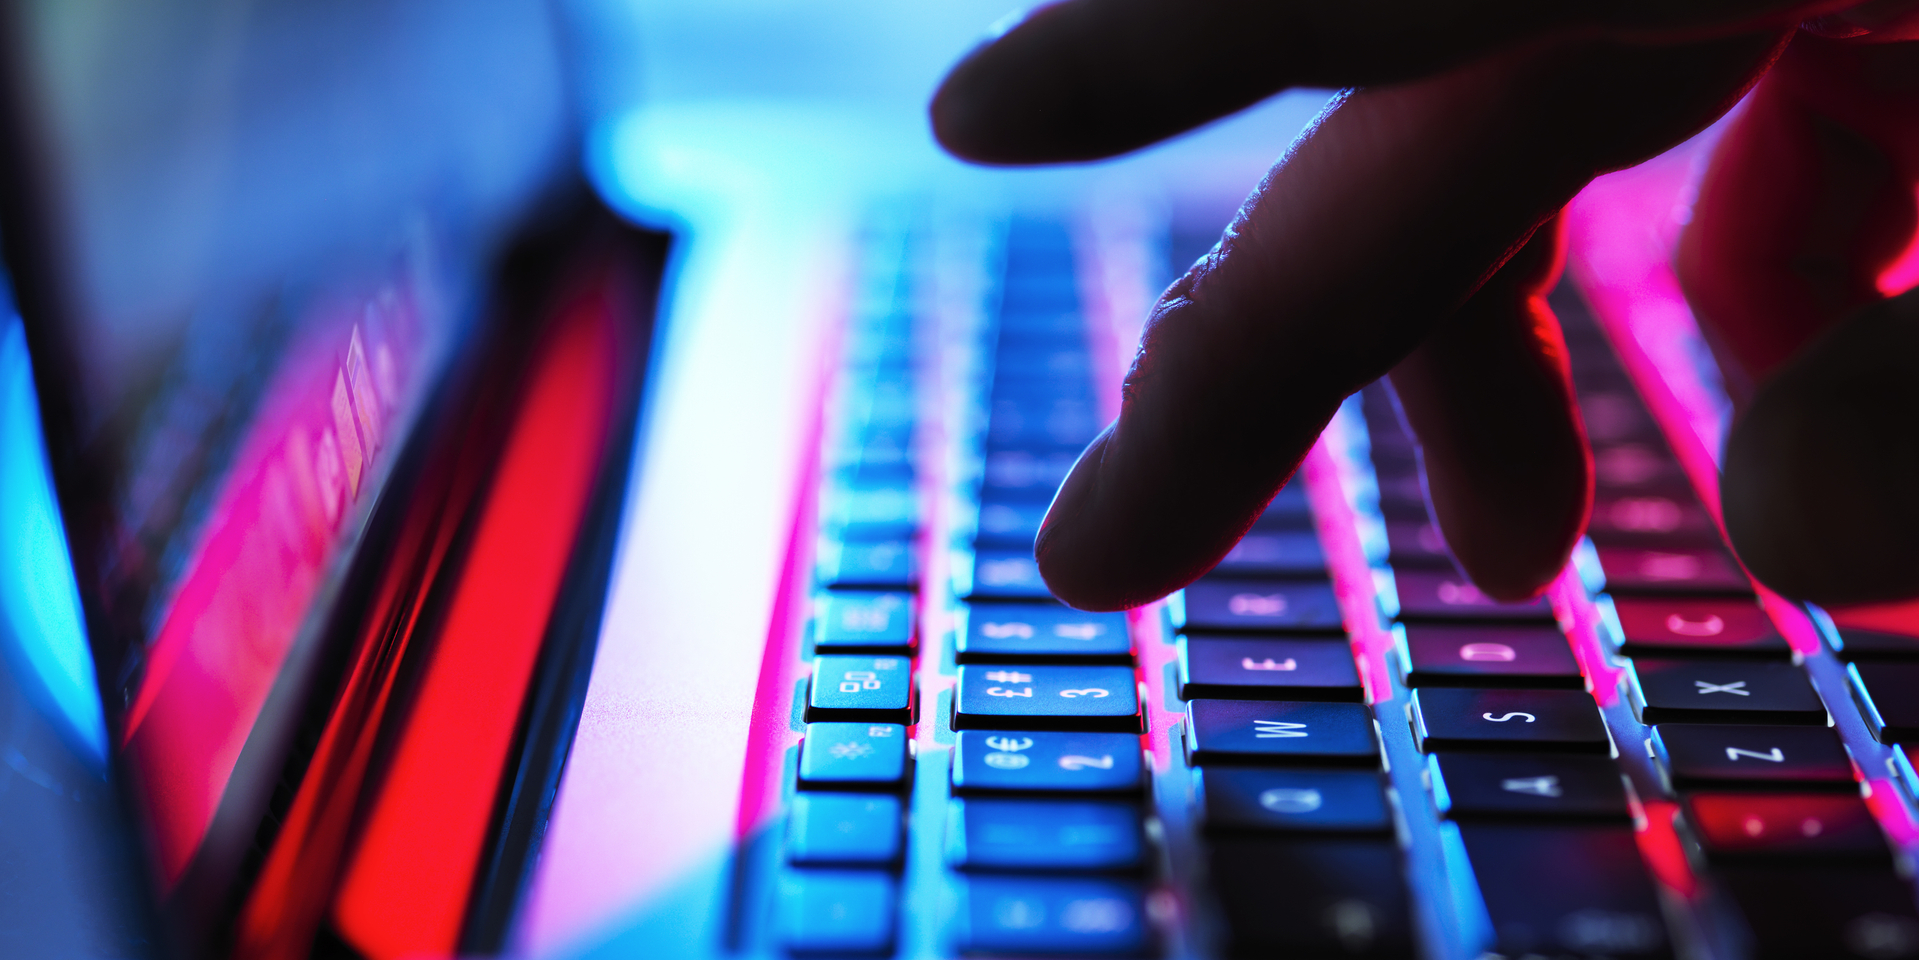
(5, 2, 1919, 959)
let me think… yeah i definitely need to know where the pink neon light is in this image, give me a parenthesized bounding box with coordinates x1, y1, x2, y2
(1302, 435, 1395, 707)
(123, 288, 423, 885)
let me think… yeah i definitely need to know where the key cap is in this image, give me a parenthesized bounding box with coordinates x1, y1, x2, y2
(1390, 570, 1554, 622)
(1410, 688, 1611, 754)
(1717, 865, 1919, 959)
(964, 548, 1053, 601)
(1587, 493, 1719, 546)
(982, 449, 1077, 497)
(957, 604, 1130, 662)
(1428, 753, 1632, 821)
(822, 483, 918, 541)
(1385, 519, 1453, 569)
(819, 538, 918, 590)
(1196, 768, 1391, 834)
(952, 731, 1143, 795)
(807, 656, 914, 723)
(1579, 389, 1664, 443)
(954, 665, 1141, 733)
(1456, 823, 1671, 959)
(1850, 662, 1919, 743)
(1179, 635, 1363, 701)
(947, 798, 1144, 873)
(798, 723, 909, 789)
(1208, 837, 1416, 958)
(1594, 544, 1751, 595)
(973, 494, 1047, 547)
(1375, 472, 1430, 522)
(1625, 658, 1826, 725)
(957, 876, 1149, 956)
(1205, 530, 1327, 578)
(1832, 625, 1919, 660)
(813, 591, 914, 653)
(1606, 597, 1789, 658)
(985, 399, 1101, 451)
(1681, 793, 1889, 861)
(1592, 442, 1693, 496)
(1184, 699, 1379, 766)
(787, 794, 903, 866)
(777, 869, 898, 955)
(1174, 578, 1344, 633)
(1396, 623, 1583, 688)
(1651, 724, 1856, 789)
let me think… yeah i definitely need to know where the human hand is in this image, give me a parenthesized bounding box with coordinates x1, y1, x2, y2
(931, 0, 1919, 611)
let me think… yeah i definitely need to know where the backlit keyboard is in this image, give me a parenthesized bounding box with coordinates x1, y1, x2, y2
(744, 217, 1919, 959)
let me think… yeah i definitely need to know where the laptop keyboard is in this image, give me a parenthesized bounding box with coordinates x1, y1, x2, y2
(752, 217, 1919, 959)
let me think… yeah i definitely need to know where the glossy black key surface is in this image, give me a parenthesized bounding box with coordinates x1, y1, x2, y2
(1385, 519, 1452, 568)
(1208, 838, 1416, 958)
(1681, 793, 1888, 861)
(965, 547, 1052, 601)
(1410, 688, 1611, 754)
(1586, 493, 1719, 546)
(946, 798, 1144, 872)
(1652, 724, 1856, 788)
(1594, 544, 1752, 595)
(1179, 635, 1363, 702)
(957, 876, 1149, 956)
(1592, 441, 1694, 496)
(1398, 623, 1583, 688)
(807, 656, 914, 722)
(1832, 625, 1919, 660)
(1850, 661, 1919, 743)
(798, 723, 910, 789)
(954, 665, 1141, 732)
(1185, 699, 1379, 766)
(778, 870, 898, 955)
(818, 538, 917, 589)
(1175, 578, 1344, 633)
(1625, 658, 1826, 725)
(813, 591, 914, 652)
(957, 603, 1130, 662)
(1428, 753, 1632, 821)
(951, 731, 1143, 794)
(1456, 823, 1671, 959)
(1717, 865, 1919, 959)
(1391, 570, 1555, 622)
(1607, 596, 1789, 658)
(787, 793, 903, 865)
(1205, 530, 1326, 578)
(1196, 767, 1391, 834)
(973, 494, 1048, 547)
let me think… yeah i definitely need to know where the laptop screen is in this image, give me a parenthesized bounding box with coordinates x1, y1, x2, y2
(0, 0, 575, 906)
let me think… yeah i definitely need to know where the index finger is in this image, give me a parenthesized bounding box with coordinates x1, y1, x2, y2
(933, 0, 1831, 164)
(1033, 32, 1784, 611)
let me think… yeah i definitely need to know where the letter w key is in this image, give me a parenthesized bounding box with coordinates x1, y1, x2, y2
(1254, 720, 1309, 739)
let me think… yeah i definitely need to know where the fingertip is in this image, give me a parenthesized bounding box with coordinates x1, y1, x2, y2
(1722, 290, 1919, 605)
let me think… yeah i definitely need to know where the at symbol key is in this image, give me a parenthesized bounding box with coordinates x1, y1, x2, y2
(954, 665, 1141, 732)
(1410, 689, 1611, 754)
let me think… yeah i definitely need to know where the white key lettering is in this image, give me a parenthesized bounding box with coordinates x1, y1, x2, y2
(1694, 680, 1750, 696)
(1241, 657, 1298, 672)
(1058, 755, 1115, 771)
(1254, 719, 1309, 738)
(1058, 688, 1110, 699)
(1459, 643, 1517, 662)
(1725, 746, 1785, 762)
(1053, 623, 1105, 640)
(1501, 775, 1563, 797)
(1229, 593, 1287, 616)
(983, 752, 1030, 770)
(1665, 613, 1725, 637)
(981, 621, 1035, 639)
(983, 670, 1033, 684)
(1258, 788, 1324, 813)
(1482, 712, 1537, 723)
(985, 686, 1034, 698)
(983, 736, 1034, 752)
(838, 670, 882, 693)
